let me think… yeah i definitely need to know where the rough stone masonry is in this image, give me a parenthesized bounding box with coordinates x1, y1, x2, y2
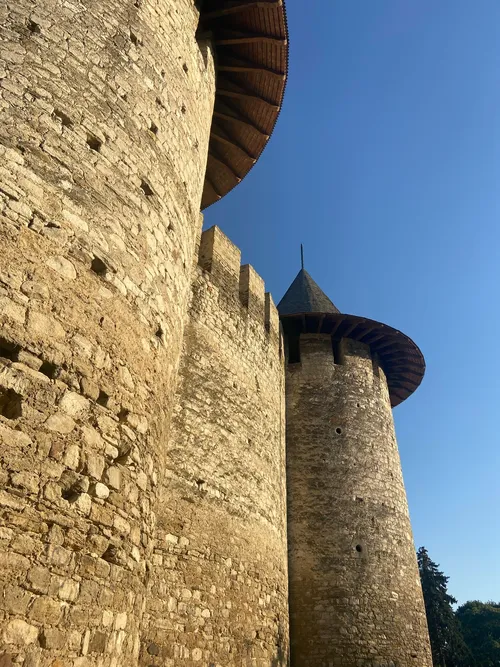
(0, 1, 432, 666)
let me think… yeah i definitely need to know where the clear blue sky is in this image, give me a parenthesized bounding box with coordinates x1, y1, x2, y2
(205, 0, 500, 606)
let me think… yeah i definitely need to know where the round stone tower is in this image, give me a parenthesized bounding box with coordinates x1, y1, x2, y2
(0, 1, 287, 664)
(279, 269, 433, 667)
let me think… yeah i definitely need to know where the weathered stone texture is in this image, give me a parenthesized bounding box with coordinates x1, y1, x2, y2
(285, 335, 432, 667)
(142, 226, 289, 666)
(0, 0, 215, 663)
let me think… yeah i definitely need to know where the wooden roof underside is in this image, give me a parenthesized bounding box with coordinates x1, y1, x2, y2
(280, 313, 426, 408)
(200, 0, 289, 209)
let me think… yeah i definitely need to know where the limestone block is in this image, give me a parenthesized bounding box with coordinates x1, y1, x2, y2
(27, 311, 65, 340)
(10, 471, 39, 494)
(46, 256, 77, 280)
(85, 453, 105, 480)
(40, 627, 66, 649)
(74, 493, 92, 516)
(59, 391, 89, 417)
(2, 619, 39, 645)
(27, 566, 51, 594)
(45, 413, 75, 434)
(58, 578, 80, 602)
(106, 466, 121, 490)
(93, 482, 109, 499)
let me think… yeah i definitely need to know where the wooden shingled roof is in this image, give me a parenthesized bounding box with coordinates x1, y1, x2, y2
(199, 0, 289, 209)
(278, 270, 425, 408)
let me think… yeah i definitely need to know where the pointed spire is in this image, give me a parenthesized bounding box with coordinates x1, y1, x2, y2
(277, 269, 340, 316)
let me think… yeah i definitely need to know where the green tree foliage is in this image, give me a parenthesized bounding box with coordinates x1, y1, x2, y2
(417, 546, 474, 667)
(456, 601, 500, 667)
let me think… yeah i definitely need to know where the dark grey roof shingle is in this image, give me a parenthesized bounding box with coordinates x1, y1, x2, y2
(277, 269, 340, 316)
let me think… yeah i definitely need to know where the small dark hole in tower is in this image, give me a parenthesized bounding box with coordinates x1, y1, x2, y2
(155, 326, 164, 339)
(61, 488, 80, 502)
(181, 104, 186, 114)
(140, 180, 154, 197)
(196, 479, 205, 489)
(114, 448, 131, 465)
(0, 388, 23, 420)
(134, 0, 142, 7)
(336, 427, 342, 435)
(332, 337, 344, 365)
(130, 31, 140, 46)
(102, 544, 120, 564)
(355, 544, 362, 553)
(182, 63, 189, 73)
(91, 256, 107, 277)
(0, 337, 19, 361)
(39, 360, 59, 379)
(86, 135, 102, 152)
(193, 139, 199, 150)
(117, 407, 130, 422)
(356, 402, 361, 408)
(53, 108, 73, 128)
(287, 335, 300, 364)
(167, 222, 174, 232)
(27, 19, 41, 34)
(97, 390, 109, 407)
(149, 121, 158, 135)
(147, 643, 160, 656)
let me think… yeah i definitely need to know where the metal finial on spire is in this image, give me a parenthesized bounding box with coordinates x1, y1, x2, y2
(301, 244, 304, 270)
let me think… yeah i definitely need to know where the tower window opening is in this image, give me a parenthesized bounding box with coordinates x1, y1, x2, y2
(287, 336, 300, 364)
(332, 337, 344, 365)
(355, 544, 362, 553)
(335, 427, 342, 435)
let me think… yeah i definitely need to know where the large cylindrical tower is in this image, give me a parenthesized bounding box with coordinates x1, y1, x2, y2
(279, 269, 432, 667)
(0, 1, 216, 663)
(0, 1, 287, 664)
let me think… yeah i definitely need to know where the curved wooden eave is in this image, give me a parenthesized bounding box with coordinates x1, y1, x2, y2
(199, 0, 289, 209)
(280, 312, 425, 408)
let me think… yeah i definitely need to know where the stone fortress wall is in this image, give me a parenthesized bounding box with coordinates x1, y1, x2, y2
(0, 1, 432, 666)
(142, 226, 289, 666)
(0, 0, 216, 663)
(285, 335, 433, 667)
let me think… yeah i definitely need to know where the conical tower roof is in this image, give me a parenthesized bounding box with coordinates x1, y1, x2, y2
(278, 267, 425, 408)
(277, 269, 340, 316)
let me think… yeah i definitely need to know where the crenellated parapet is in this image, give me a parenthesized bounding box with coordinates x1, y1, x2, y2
(194, 225, 281, 349)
